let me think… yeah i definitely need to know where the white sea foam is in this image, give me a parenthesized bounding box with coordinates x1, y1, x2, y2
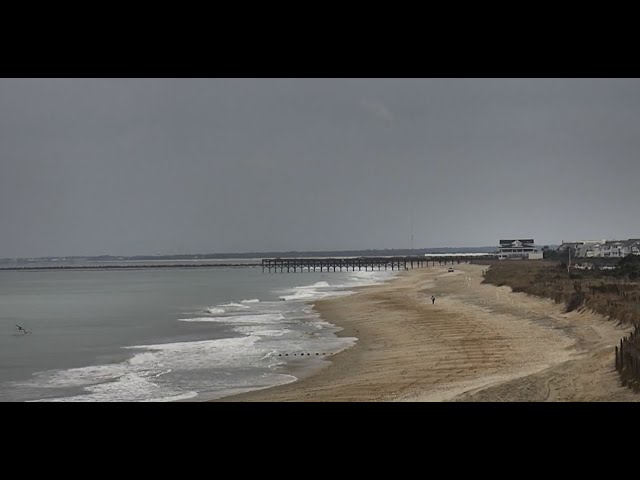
(346, 270, 398, 286)
(179, 317, 223, 323)
(277, 271, 396, 302)
(206, 307, 226, 315)
(279, 289, 355, 301)
(241, 298, 260, 303)
(22, 307, 358, 402)
(299, 281, 331, 289)
(33, 373, 199, 403)
(179, 313, 286, 324)
(123, 336, 272, 370)
(232, 326, 293, 337)
(219, 302, 251, 309)
(128, 352, 158, 365)
(22, 335, 290, 402)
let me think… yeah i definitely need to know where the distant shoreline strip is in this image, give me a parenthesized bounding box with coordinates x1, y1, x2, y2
(0, 263, 262, 271)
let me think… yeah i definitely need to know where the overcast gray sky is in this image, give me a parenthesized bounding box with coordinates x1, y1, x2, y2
(1, 78, 638, 257)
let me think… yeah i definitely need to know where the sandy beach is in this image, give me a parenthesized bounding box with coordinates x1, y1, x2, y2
(216, 264, 639, 402)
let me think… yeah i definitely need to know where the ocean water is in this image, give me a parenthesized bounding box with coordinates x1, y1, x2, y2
(0, 266, 396, 401)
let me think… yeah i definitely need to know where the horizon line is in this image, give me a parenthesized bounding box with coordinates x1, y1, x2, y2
(0, 244, 561, 261)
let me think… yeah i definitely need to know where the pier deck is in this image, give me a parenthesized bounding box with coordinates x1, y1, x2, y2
(261, 255, 496, 273)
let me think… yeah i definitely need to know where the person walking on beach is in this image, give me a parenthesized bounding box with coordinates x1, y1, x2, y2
(431, 295, 436, 305)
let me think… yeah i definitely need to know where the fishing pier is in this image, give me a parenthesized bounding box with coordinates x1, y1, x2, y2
(261, 256, 494, 273)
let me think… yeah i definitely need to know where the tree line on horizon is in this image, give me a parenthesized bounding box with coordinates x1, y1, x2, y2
(1, 246, 509, 263)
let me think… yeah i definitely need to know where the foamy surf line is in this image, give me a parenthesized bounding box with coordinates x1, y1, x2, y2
(278, 270, 398, 302)
(205, 299, 260, 314)
(207, 270, 407, 401)
(179, 313, 286, 324)
(22, 335, 296, 402)
(206, 307, 226, 314)
(24, 271, 397, 402)
(196, 270, 399, 402)
(189, 270, 396, 401)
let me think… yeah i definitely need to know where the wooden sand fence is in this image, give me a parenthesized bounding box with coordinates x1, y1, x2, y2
(615, 324, 640, 388)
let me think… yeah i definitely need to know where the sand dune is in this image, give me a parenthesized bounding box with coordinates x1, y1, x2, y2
(216, 264, 639, 402)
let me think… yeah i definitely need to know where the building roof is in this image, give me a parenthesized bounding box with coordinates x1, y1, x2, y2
(499, 239, 534, 246)
(558, 242, 583, 250)
(604, 240, 627, 246)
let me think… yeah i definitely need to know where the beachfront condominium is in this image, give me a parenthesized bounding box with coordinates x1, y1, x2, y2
(497, 239, 543, 260)
(568, 239, 640, 258)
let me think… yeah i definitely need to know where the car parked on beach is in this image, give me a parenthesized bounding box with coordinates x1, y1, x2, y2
(448, 267, 454, 272)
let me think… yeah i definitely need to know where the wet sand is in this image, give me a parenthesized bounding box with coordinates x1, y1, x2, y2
(215, 264, 639, 402)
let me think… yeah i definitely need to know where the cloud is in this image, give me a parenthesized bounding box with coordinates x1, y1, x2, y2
(359, 99, 394, 122)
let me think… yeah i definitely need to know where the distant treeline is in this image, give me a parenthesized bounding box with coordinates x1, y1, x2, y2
(0, 246, 502, 264)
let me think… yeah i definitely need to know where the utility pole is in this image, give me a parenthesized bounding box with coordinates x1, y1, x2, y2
(567, 246, 571, 274)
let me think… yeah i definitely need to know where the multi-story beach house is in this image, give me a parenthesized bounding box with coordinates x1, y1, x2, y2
(602, 241, 625, 257)
(497, 239, 543, 260)
(576, 242, 602, 258)
(559, 240, 605, 257)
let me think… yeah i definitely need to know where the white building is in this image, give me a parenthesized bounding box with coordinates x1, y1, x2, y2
(497, 239, 542, 260)
(573, 239, 640, 258)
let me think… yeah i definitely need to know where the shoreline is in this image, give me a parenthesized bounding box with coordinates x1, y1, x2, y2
(213, 263, 639, 402)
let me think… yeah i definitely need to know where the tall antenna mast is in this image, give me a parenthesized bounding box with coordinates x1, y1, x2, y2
(408, 176, 414, 252)
(410, 210, 414, 252)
